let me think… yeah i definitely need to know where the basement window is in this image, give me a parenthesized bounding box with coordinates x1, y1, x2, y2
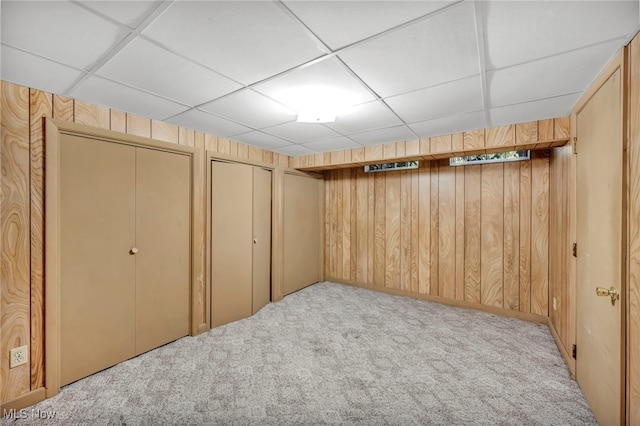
(449, 150, 530, 166)
(364, 161, 419, 173)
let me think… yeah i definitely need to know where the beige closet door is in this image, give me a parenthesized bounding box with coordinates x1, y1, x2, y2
(135, 148, 191, 354)
(576, 69, 624, 424)
(60, 135, 136, 386)
(283, 173, 322, 295)
(211, 161, 253, 326)
(252, 167, 272, 314)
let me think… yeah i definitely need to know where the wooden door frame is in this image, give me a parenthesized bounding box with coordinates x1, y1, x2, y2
(570, 48, 628, 423)
(205, 152, 279, 330)
(44, 118, 202, 398)
(282, 168, 326, 294)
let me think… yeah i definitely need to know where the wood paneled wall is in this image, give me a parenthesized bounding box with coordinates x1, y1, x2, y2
(628, 33, 640, 424)
(0, 80, 290, 404)
(324, 150, 554, 317)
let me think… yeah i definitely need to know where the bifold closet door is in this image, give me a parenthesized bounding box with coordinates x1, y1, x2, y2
(283, 173, 322, 295)
(135, 148, 190, 354)
(252, 167, 272, 314)
(60, 135, 136, 386)
(211, 161, 253, 327)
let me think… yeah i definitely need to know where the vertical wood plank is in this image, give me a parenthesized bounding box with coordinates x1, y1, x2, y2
(217, 138, 230, 155)
(74, 100, 110, 129)
(342, 169, 351, 280)
(531, 154, 550, 315)
(236, 143, 249, 160)
(538, 119, 555, 141)
(373, 173, 386, 287)
(248, 146, 263, 163)
(463, 129, 485, 152)
(400, 170, 411, 291)
(480, 163, 504, 307)
(405, 140, 419, 157)
(519, 160, 532, 313)
(1, 82, 31, 401)
(431, 135, 452, 154)
(454, 165, 465, 300)
(151, 120, 179, 144)
(110, 110, 127, 133)
(554, 117, 571, 139)
(410, 167, 420, 293)
(385, 171, 401, 289)
(334, 170, 343, 278)
(419, 138, 430, 156)
(438, 162, 456, 299)
(356, 168, 368, 283)
(516, 121, 538, 145)
(452, 133, 464, 152)
(328, 171, 337, 278)
(485, 125, 515, 149)
(503, 162, 520, 310)
(263, 150, 274, 165)
(367, 171, 375, 285)
(430, 161, 439, 296)
(464, 165, 482, 303)
(350, 169, 358, 280)
(29, 89, 52, 389)
(418, 162, 431, 294)
(365, 145, 384, 162)
(53, 95, 73, 121)
(126, 114, 151, 138)
(228, 140, 238, 157)
(383, 143, 397, 160)
(205, 135, 218, 152)
(179, 128, 195, 147)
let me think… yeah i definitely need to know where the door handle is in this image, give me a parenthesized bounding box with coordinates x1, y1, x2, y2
(595, 286, 619, 305)
(130, 247, 139, 255)
(253, 238, 258, 244)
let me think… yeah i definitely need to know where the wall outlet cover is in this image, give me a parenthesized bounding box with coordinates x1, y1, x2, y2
(10, 345, 28, 368)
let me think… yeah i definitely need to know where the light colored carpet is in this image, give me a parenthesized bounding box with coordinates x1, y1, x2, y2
(2, 282, 595, 425)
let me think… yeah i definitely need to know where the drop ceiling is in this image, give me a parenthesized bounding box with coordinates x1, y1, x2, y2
(1, 1, 638, 156)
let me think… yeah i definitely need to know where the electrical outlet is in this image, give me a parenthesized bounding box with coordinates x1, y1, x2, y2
(553, 297, 557, 311)
(10, 345, 28, 368)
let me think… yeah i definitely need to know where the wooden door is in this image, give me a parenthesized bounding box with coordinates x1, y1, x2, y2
(252, 167, 272, 314)
(283, 173, 322, 295)
(211, 161, 253, 326)
(59, 135, 136, 385)
(135, 148, 191, 354)
(576, 68, 624, 424)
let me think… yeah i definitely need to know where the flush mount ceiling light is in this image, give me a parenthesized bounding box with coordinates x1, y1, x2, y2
(276, 85, 358, 123)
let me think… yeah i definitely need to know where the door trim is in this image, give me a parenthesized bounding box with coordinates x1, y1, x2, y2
(44, 118, 201, 398)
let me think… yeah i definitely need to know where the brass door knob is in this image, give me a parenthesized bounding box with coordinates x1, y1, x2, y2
(595, 286, 619, 305)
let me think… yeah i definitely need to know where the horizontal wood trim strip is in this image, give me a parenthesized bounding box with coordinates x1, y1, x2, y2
(328, 277, 548, 324)
(296, 137, 569, 171)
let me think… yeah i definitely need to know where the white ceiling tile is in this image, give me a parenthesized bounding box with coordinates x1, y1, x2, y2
(489, 94, 581, 128)
(97, 37, 242, 107)
(167, 109, 251, 138)
(326, 101, 402, 134)
(408, 111, 487, 138)
(483, 1, 639, 69)
(489, 39, 623, 108)
(1, 1, 129, 70)
(254, 57, 375, 108)
(265, 122, 340, 143)
(0, 45, 83, 95)
(78, 1, 160, 28)
(71, 76, 188, 119)
(386, 75, 483, 124)
(339, 2, 479, 97)
(200, 90, 296, 129)
(303, 136, 361, 152)
(283, 1, 455, 50)
(142, 1, 325, 85)
(272, 144, 318, 157)
(348, 125, 416, 146)
(231, 131, 293, 149)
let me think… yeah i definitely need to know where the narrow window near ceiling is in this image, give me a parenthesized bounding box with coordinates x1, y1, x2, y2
(449, 150, 530, 166)
(364, 161, 419, 173)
